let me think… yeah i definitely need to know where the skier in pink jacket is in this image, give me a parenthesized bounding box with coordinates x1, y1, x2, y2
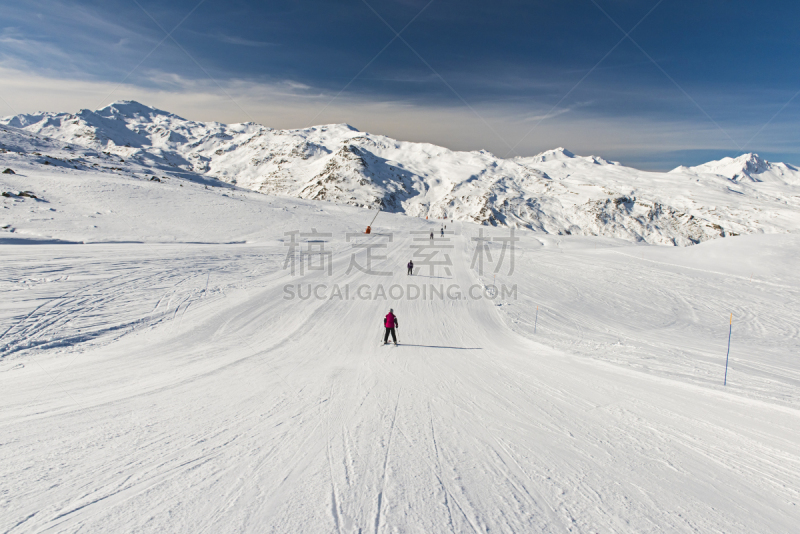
(383, 309, 398, 345)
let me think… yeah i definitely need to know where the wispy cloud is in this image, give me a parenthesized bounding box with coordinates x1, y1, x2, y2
(215, 34, 276, 47)
(520, 102, 593, 123)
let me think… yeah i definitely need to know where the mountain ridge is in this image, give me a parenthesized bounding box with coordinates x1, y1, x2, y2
(3, 100, 800, 246)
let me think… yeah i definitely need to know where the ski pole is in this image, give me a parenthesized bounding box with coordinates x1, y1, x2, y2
(724, 313, 732, 386)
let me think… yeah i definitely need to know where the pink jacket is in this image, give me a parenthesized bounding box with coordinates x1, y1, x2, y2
(384, 313, 397, 328)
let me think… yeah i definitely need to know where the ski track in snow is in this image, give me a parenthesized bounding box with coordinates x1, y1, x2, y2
(1, 172, 799, 531)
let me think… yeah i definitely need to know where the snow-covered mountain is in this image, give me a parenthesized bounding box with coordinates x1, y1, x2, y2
(672, 153, 800, 185)
(3, 100, 800, 246)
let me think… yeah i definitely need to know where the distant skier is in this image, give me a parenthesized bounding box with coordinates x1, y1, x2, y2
(440, 227, 444, 237)
(383, 309, 398, 345)
(407, 260, 414, 275)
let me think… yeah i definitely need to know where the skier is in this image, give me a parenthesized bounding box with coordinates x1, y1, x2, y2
(407, 260, 414, 275)
(383, 309, 398, 345)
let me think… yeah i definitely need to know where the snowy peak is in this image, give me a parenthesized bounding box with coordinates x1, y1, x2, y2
(5, 100, 177, 130)
(536, 147, 576, 161)
(674, 153, 800, 185)
(519, 147, 575, 164)
(514, 147, 617, 168)
(92, 100, 184, 122)
(737, 153, 770, 175)
(332, 123, 360, 133)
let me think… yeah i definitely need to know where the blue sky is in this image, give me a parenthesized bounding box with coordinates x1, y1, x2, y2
(1, 0, 798, 169)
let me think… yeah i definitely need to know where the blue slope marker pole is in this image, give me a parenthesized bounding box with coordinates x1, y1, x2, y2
(724, 314, 732, 386)
(534, 306, 539, 334)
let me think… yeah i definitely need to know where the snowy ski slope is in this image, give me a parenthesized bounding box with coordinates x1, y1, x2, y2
(1, 111, 799, 532)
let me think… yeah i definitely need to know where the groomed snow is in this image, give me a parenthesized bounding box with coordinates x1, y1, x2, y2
(1, 112, 799, 533)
